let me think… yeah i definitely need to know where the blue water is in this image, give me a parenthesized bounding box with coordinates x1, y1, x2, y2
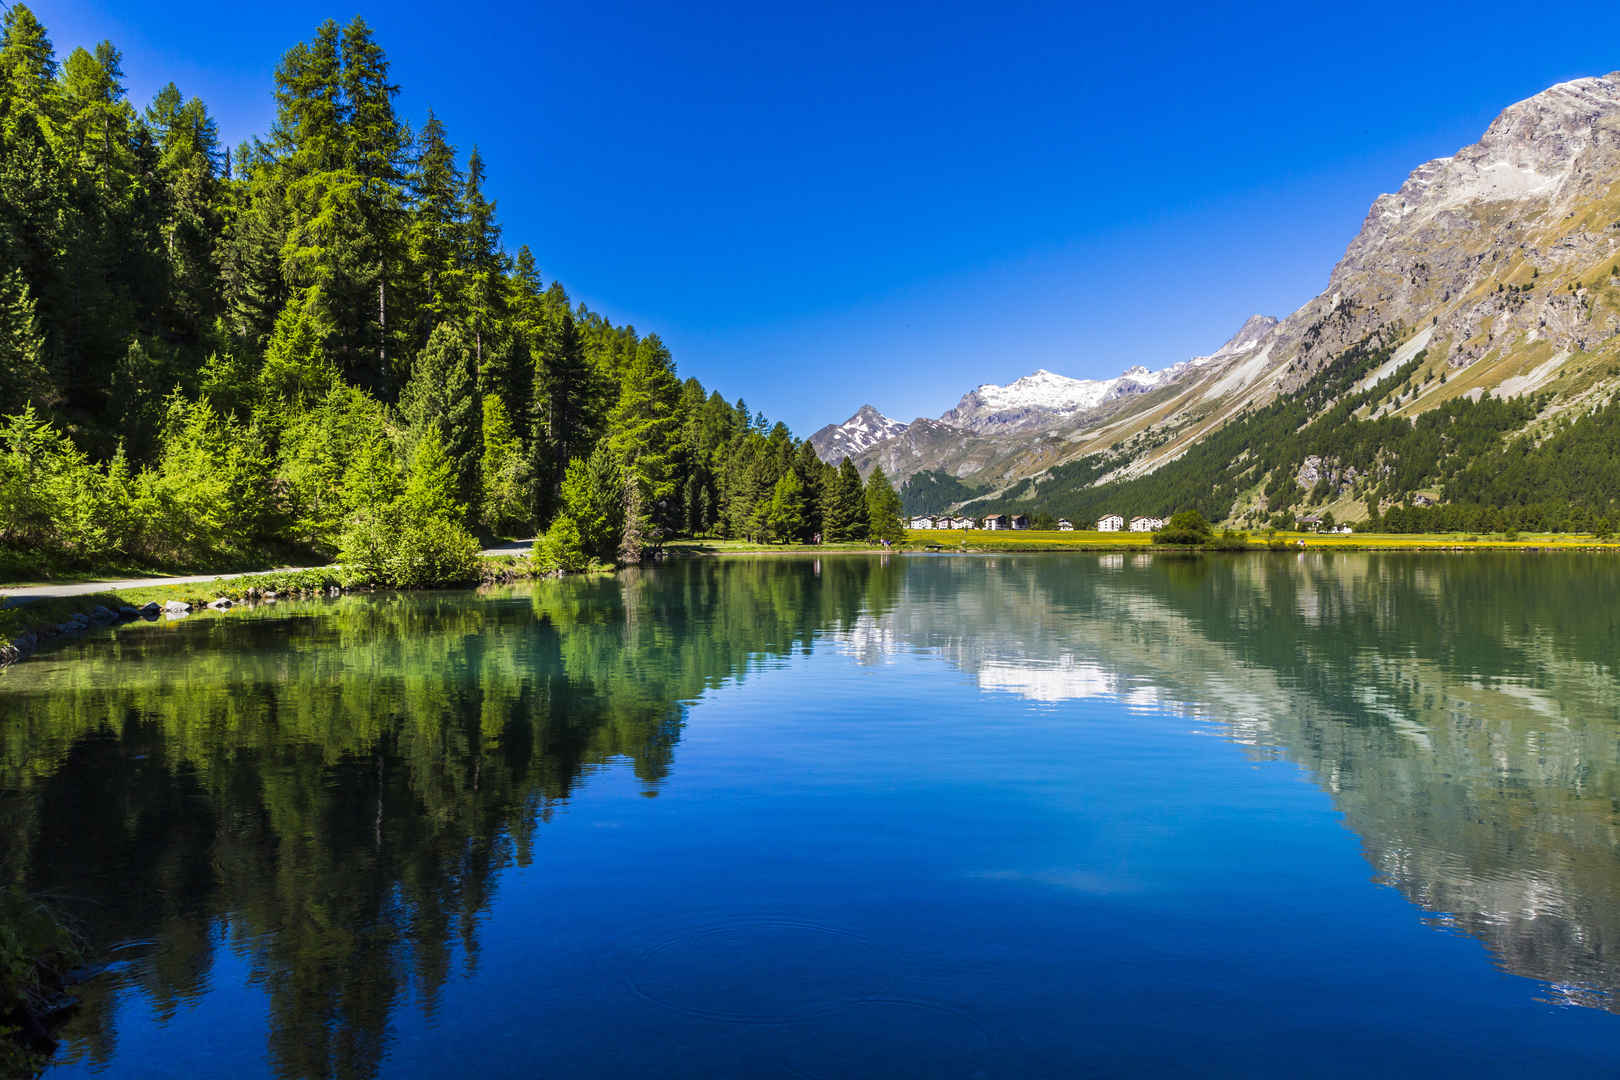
(6, 553, 1620, 1076)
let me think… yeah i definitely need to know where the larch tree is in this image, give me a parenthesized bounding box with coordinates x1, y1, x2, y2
(826, 457, 868, 541)
(401, 321, 481, 517)
(864, 465, 904, 543)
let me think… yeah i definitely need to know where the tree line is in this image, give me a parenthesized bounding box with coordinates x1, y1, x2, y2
(0, 7, 902, 582)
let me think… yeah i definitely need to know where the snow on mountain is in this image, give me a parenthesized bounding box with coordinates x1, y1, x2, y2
(808, 404, 910, 463)
(941, 360, 1185, 436)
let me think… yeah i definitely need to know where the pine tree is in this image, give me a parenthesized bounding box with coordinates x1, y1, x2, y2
(0, 269, 52, 414)
(766, 468, 808, 543)
(825, 457, 868, 541)
(864, 465, 904, 543)
(607, 333, 683, 536)
(401, 321, 481, 516)
(479, 393, 532, 534)
(406, 108, 461, 342)
(258, 285, 338, 408)
(339, 16, 407, 383)
(460, 146, 502, 369)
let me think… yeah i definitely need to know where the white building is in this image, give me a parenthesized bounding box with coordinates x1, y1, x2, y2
(983, 514, 1009, 531)
(1056, 519, 1074, 531)
(1129, 516, 1165, 532)
(909, 515, 934, 530)
(1097, 514, 1124, 532)
(1009, 514, 1029, 530)
(950, 516, 976, 530)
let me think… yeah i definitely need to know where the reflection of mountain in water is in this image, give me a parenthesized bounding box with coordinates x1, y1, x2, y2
(7, 551, 1620, 1076)
(860, 554, 1620, 1012)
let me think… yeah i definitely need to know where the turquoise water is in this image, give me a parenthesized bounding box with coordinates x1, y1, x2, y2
(5, 552, 1620, 1077)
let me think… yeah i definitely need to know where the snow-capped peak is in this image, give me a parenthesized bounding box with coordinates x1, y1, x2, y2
(808, 404, 910, 463)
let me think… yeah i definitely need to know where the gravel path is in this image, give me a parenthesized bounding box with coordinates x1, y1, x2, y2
(1, 542, 535, 602)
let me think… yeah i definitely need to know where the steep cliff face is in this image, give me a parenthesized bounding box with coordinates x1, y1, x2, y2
(833, 71, 1620, 505)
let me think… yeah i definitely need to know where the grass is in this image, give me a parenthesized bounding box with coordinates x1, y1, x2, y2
(7, 529, 1617, 660)
(0, 556, 541, 656)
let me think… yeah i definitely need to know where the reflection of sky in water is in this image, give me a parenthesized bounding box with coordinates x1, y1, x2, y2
(12, 553, 1620, 1077)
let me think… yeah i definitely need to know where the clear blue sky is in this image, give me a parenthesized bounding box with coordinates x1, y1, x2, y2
(30, 0, 1620, 434)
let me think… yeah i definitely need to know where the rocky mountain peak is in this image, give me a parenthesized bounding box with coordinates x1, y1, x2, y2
(808, 405, 910, 464)
(1337, 72, 1620, 283)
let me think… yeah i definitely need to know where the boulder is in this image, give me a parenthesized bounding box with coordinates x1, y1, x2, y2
(118, 606, 140, 619)
(88, 605, 117, 623)
(163, 600, 191, 615)
(139, 601, 161, 618)
(207, 597, 233, 610)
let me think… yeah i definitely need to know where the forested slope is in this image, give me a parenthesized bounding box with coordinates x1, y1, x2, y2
(960, 327, 1620, 533)
(0, 7, 902, 581)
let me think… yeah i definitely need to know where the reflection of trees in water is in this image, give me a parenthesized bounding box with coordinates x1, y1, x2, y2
(15, 550, 1620, 1070)
(0, 557, 902, 1077)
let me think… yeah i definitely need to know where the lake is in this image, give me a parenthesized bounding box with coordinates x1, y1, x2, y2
(5, 552, 1620, 1077)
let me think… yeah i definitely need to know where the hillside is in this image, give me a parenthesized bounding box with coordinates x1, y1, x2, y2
(841, 72, 1620, 527)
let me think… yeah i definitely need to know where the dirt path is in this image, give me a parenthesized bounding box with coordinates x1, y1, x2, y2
(1, 542, 535, 602)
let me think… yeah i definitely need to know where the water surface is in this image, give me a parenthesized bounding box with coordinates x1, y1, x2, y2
(5, 553, 1620, 1077)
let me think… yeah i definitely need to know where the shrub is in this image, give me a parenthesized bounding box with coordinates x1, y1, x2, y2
(533, 515, 591, 574)
(385, 516, 481, 587)
(1153, 509, 1214, 546)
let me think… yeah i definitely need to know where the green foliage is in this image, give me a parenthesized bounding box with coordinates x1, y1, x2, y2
(825, 458, 869, 541)
(557, 443, 624, 564)
(532, 513, 590, 573)
(864, 465, 905, 543)
(0, 5, 834, 579)
(400, 321, 481, 513)
(766, 468, 809, 542)
(0, 270, 50, 415)
(479, 393, 533, 535)
(258, 285, 338, 408)
(337, 425, 479, 586)
(899, 468, 979, 515)
(1153, 509, 1214, 546)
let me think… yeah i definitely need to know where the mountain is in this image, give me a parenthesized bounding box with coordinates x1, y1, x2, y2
(808, 405, 910, 463)
(942, 364, 1191, 435)
(828, 71, 1620, 527)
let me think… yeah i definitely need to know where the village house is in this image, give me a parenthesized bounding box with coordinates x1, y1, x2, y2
(1009, 514, 1029, 530)
(951, 516, 976, 530)
(1129, 516, 1165, 532)
(1097, 514, 1124, 532)
(1295, 514, 1322, 532)
(909, 515, 934, 530)
(983, 514, 1009, 531)
(1056, 519, 1075, 531)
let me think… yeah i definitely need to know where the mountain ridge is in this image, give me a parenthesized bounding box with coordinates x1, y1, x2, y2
(815, 70, 1620, 526)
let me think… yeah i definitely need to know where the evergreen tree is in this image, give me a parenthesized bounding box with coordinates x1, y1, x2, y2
(401, 321, 481, 516)
(864, 464, 904, 543)
(0, 270, 51, 414)
(460, 146, 502, 370)
(607, 333, 682, 537)
(766, 468, 808, 543)
(825, 457, 868, 541)
(406, 108, 461, 343)
(479, 393, 532, 534)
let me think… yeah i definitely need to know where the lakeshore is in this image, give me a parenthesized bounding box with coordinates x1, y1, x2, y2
(5, 530, 1620, 668)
